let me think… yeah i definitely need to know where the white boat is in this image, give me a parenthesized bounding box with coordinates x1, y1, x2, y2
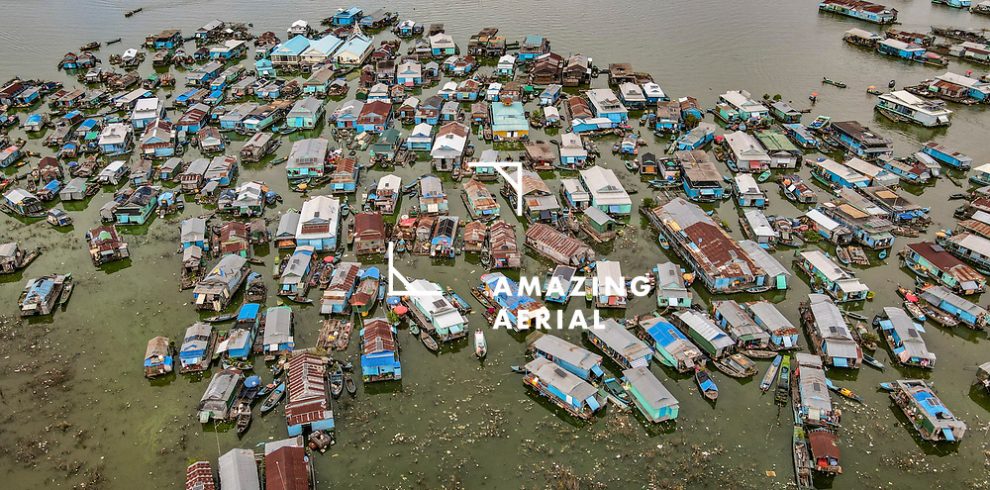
(474, 328, 487, 359)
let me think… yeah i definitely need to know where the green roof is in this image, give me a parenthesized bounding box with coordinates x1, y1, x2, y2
(755, 130, 799, 152)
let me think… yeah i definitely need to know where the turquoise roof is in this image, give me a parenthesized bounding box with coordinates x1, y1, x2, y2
(274, 35, 311, 56)
(490, 102, 528, 132)
(307, 34, 343, 56)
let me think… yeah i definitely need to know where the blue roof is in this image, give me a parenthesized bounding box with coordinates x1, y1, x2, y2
(360, 266, 381, 280)
(26, 114, 42, 123)
(336, 6, 363, 17)
(482, 273, 538, 311)
(914, 391, 951, 418)
(307, 34, 344, 55)
(338, 35, 372, 57)
(237, 303, 261, 321)
(646, 318, 690, 347)
(524, 35, 544, 45)
(79, 119, 98, 130)
(274, 35, 311, 56)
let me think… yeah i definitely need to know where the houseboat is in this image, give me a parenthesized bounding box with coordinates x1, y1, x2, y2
(818, 0, 898, 24)
(639, 316, 704, 373)
(18, 274, 72, 317)
(918, 285, 988, 329)
(889, 379, 966, 442)
(654, 261, 693, 309)
(921, 142, 972, 170)
(875, 91, 952, 127)
(360, 317, 401, 382)
(144, 336, 174, 378)
(828, 121, 893, 162)
(178, 322, 217, 374)
(793, 353, 841, 427)
(622, 367, 679, 423)
(85, 225, 130, 266)
(872, 307, 936, 369)
(732, 173, 768, 208)
(524, 223, 595, 266)
(779, 175, 818, 204)
(799, 294, 863, 368)
(746, 300, 801, 350)
(192, 254, 249, 312)
(938, 231, 990, 275)
(586, 318, 652, 369)
(672, 309, 735, 360)
(796, 250, 870, 302)
(285, 353, 335, 436)
(782, 123, 820, 150)
(528, 333, 604, 381)
(679, 156, 725, 202)
(645, 197, 767, 294)
(523, 357, 605, 420)
(320, 261, 360, 315)
(713, 300, 771, 351)
(901, 242, 986, 294)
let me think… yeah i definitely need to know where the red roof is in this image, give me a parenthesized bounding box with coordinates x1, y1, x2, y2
(264, 446, 309, 490)
(285, 353, 331, 428)
(185, 461, 216, 490)
(362, 319, 397, 355)
(683, 221, 754, 274)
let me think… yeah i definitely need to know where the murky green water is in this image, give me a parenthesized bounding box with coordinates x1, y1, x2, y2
(3, 1, 990, 488)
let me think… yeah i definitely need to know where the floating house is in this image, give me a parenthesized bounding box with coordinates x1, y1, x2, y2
(874, 307, 936, 368)
(524, 223, 595, 266)
(580, 166, 631, 215)
(715, 90, 769, 124)
(672, 310, 735, 359)
(286, 138, 329, 180)
(586, 88, 628, 124)
(640, 316, 704, 373)
(722, 131, 771, 173)
(286, 97, 324, 129)
(328, 157, 359, 194)
(179, 322, 216, 373)
(523, 357, 604, 420)
(528, 334, 604, 381)
(86, 225, 129, 265)
(648, 197, 766, 294)
(818, 198, 894, 251)
(829, 121, 893, 161)
(593, 260, 626, 309)
(320, 261, 360, 315)
(818, 0, 898, 24)
(793, 353, 841, 427)
(285, 353, 334, 437)
(353, 213, 386, 255)
(919, 285, 988, 329)
(811, 158, 870, 190)
(18, 274, 71, 317)
(487, 220, 521, 269)
(732, 173, 768, 208)
(755, 130, 801, 168)
(462, 179, 500, 221)
(490, 101, 529, 141)
(278, 247, 313, 297)
(623, 367, 679, 423)
(193, 254, 248, 311)
(360, 318, 401, 382)
(431, 122, 469, 172)
(406, 123, 434, 151)
(218, 448, 259, 490)
(654, 262, 692, 308)
(902, 242, 986, 294)
(407, 279, 468, 341)
(797, 250, 870, 302)
(418, 176, 448, 214)
(197, 369, 243, 422)
(586, 318, 652, 369)
(800, 294, 863, 368)
(713, 300, 771, 351)
(296, 196, 339, 251)
(479, 272, 549, 331)
(921, 142, 972, 170)
(876, 91, 952, 127)
(889, 379, 965, 442)
(746, 300, 800, 350)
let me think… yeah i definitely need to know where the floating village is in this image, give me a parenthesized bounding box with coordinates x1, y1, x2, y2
(8, 2, 990, 489)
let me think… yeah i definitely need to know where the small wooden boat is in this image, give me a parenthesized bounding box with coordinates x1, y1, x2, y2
(204, 313, 236, 323)
(420, 331, 439, 352)
(408, 323, 421, 336)
(793, 425, 815, 490)
(80, 41, 100, 51)
(58, 275, 74, 306)
(949, 193, 969, 201)
(625, 161, 639, 172)
(235, 411, 251, 436)
(714, 353, 759, 378)
(835, 247, 851, 266)
(760, 355, 783, 393)
(344, 373, 357, 397)
(106, 38, 122, 45)
(329, 364, 344, 399)
(124, 7, 143, 17)
(474, 328, 487, 359)
(862, 353, 885, 371)
(774, 356, 792, 406)
(756, 170, 772, 183)
(904, 301, 927, 322)
(843, 310, 867, 322)
(694, 364, 719, 401)
(878, 382, 896, 392)
(601, 377, 632, 411)
(255, 381, 279, 401)
(825, 378, 864, 404)
(822, 77, 847, 88)
(921, 304, 960, 327)
(260, 382, 285, 414)
(510, 365, 526, 374)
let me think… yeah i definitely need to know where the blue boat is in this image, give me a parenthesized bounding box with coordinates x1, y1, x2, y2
(921, 142, 972, 170)
(695, 364, 719, 400)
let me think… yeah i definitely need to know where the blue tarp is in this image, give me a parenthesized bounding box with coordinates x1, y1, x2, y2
(237, 303, 261, 321)
(591, 365, 604, 378)
(833, 357, 848, 368)
(586, 396, 601, 411)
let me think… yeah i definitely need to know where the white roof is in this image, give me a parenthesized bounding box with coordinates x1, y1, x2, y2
(806, 209, 842, 231)
(580, 166, 631, 206)
(296, 196, 339, 240)
(378, 174, 401, 191)
(743, 209, 777, 237)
